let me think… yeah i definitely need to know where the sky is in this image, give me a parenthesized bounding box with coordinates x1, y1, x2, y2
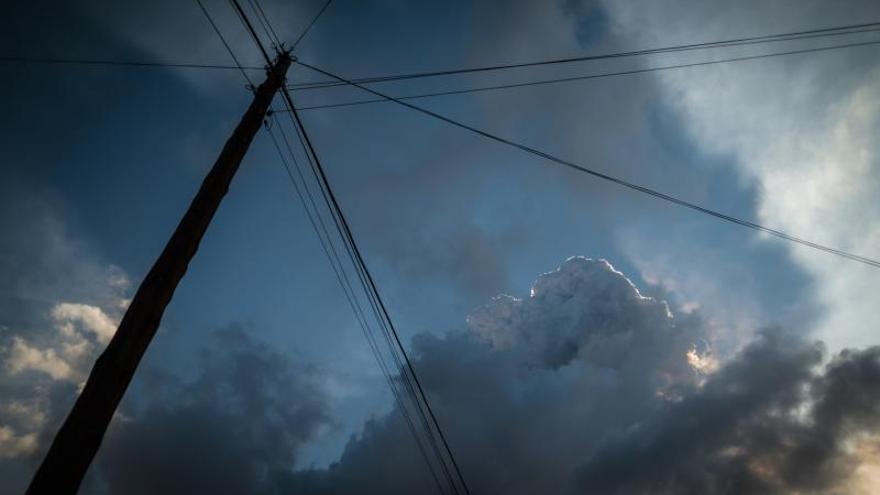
(2, 0, 880, 493)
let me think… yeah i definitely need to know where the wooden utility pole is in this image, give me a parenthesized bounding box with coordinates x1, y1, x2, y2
(26, 52, 292, 495)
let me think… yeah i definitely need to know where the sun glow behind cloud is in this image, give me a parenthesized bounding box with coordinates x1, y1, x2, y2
(602, 0, 880, 353)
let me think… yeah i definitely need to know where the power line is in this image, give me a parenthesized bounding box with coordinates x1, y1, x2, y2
(262, 4, 470, 491)
(0, 55, 261, 71)
(248, 0, 281, 47)
(229, 0, 273, 65)
(274, 109, 455, 494)
(194, 0, 255, 86)
(273, 55, 462, 495)
(282, 74, 461, 495)
(292, 0, 334, 50)
(228, 1, 470, 492)
(296, 60, 880, 270)
(193, 10, 425, 488)
(289, 21, 880, 90)
(270, 107, 454, 495)
(264, 117, 448, 495)
(6, 20, 873, 77)
(281, 38, 880, 111)
(280, 86, 473, 494)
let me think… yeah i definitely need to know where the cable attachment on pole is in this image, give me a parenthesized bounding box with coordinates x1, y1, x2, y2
(271, 47, 295, 97)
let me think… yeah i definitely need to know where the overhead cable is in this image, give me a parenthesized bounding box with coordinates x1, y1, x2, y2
(228, 1, 470, 492)
(289, 21, 880, 90)
(296, 60, 880, 270)
(283, 38, 880, 110)
(292, 0, 335, 49)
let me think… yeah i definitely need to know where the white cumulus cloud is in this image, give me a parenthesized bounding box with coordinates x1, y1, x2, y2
(52, 302, 118, 344)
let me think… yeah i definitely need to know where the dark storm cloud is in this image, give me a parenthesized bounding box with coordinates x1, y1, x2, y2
(16, 254, 880, 495)
(81, 257, 709, 494)
(0, 182, 331, 494)
(0, 182, 330, 495)
(93, 325, 332, 495)
(271, 258, 880, 494)
(274, 258, 709, 494)
(4, 0, 880, 493)
(574, 336, 880, 494)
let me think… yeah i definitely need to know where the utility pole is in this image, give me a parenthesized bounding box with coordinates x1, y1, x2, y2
(26, 52, 292, 495)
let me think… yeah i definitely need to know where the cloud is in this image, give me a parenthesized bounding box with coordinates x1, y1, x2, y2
(0, 178, 130, 493)
(274, 258, 712, 493)
(92, 326, 332, 495)
(272, 258, 880, 494)
(599, 0, 880, 352)
(3, 300, 121, 389)
(3, 301, 120, 398)
(3, 1, 880, 493)
(574, 335, 880, 494)
(468, 257, 685, 372)
(7, 252, 879, 495)
(0, 181, 327, 493)
(0, 426, 38, 460)
(51, 303, 118, 344)
(55, 256, 706, 494)
(6, 337, 74, 381)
